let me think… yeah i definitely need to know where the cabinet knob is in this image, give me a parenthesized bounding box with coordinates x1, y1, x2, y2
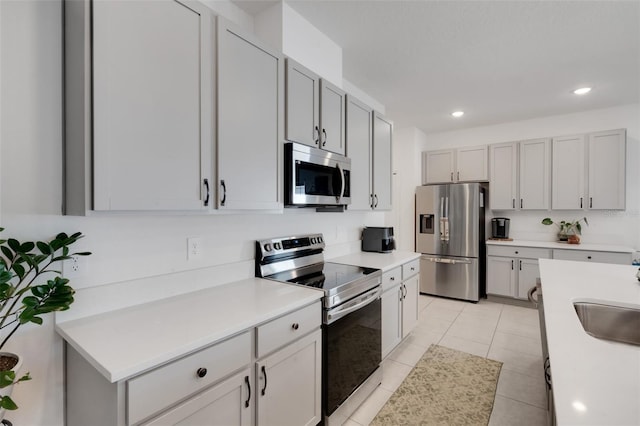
(587, 256, 592, 260)
(515, 251, 519, 254)
(291, 323, 299, 330)
(196, 368, 208, 378)
(390, 276, 395, 281)
(410, 267, 415, 271)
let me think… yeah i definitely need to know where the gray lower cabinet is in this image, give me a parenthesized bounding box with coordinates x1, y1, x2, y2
(66, 303, 321, 426)
(381, 259, 420, 359)
(65, 0, 214, 213)
(487, 245, 633, 301)
(486, 246, 551, 300)
(217, 19, 283, 210)
(552, 249, 631, 265)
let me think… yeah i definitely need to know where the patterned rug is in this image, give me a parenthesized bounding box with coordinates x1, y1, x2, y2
(371, 345, 502, 426)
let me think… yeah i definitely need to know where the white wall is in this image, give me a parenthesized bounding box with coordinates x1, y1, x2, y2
(0, 1, 384, 424)
(407, 103, 640, 249)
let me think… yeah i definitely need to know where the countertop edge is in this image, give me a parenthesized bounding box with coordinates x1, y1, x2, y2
(486, 239, 635, 253)
(56, 278, 323, 383)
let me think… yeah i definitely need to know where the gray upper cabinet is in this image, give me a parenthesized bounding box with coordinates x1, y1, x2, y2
(217, 19, 283, 210)
(551, 130, 626, 211)
(372, 112, 393, 211)
(551, 134, 586, 210)
(587, 129, 626, 210)
(346, 95, 373, 210)
(65, 0, 214, 214)
(285, 59, 345, 155)
(319, 79, 346, 155)
(285, 59, 319, 148)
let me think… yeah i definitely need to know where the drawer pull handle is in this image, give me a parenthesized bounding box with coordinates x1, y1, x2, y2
(261, 366, 268, 396)
(244, 375, 251, 408)
(410, 267, 415, 271)
(291, 323, 299, 330)
(587, 256, 592, 259)
(390, 276, 395, 281)
(515, 251, 519, 254)
(196, 368, 207, 378)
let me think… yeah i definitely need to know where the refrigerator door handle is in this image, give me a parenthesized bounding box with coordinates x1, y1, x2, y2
(421, 256, 472, 265)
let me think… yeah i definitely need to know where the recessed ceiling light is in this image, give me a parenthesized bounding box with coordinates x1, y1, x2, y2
(573, 87, 592, 95)
(451, 111, 464, 118)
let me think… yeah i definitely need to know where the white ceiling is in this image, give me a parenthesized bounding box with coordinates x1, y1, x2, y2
(235, 1, 640, 134)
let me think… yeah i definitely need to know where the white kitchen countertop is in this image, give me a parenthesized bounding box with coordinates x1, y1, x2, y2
(56, 278, 323, 383)
(487, 239, 635, 253)
(328, 250, 421, 271)
(538, 259, 640, 425)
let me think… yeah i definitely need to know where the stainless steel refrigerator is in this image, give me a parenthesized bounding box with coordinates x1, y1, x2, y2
(415, 183, 486, 302)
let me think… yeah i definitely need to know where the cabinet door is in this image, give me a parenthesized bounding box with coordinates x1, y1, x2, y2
(456, 145, 488, 182)
(92, 0, 212, 210)
(346, 95, 373, 210)
(381, 284, 402, 359)
(143, 369, 252, 426)
(516, 259, 539, 300)
(401, 275, 420, 338)
(588, 129, 626, 210)
(551, 134, 585, 210)
(217, 20, 282, 210)
(486, 256, 515, 297)
(319, 79, 346, 155)
(256, 329, 322, 426)
(285, 59, 319, 148)
(519, 138, 550, 210)
(423, 150, 455, 184)
(372, 112, 393, 210)
(489, 142, 518, 210)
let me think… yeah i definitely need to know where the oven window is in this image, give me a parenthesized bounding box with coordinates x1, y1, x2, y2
(296, 161, 342, 197)
(324, 298, 381, 416)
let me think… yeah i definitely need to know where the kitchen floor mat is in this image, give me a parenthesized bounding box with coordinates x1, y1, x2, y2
(370, 344, 503, 426)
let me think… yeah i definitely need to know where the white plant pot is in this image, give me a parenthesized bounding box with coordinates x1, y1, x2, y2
(0, 352, 22, 421)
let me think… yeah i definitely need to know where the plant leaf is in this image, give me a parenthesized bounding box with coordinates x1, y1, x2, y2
(0, 370, 15, 388)
(36, 241, 52, 255)
(7, 239, 20, 252)
(1, 246, 14, 260)
(0, 395, 19, 410)
(541, 218, 553, 225)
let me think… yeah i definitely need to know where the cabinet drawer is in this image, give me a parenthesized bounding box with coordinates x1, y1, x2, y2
(382, 267, 402, 292)
(402, 259, 420, 279)
(487, 245, 551, 259)
(553, 249, 631, 265)
(257, 302, 321, 358)
(128, 331, 251, 425)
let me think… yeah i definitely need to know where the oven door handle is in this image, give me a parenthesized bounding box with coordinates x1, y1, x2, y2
(325, 286, 381, 325)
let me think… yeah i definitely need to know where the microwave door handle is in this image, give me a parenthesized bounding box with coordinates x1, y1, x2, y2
(337, 163, 346, 202)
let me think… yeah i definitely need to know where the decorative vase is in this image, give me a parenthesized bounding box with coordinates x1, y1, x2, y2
(0, 352, 22, 421)
(557, 231, 569, 242)
(567, 234, 581, 244)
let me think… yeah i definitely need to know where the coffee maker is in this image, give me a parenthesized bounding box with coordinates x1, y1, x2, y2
(491, 218, 510, 239)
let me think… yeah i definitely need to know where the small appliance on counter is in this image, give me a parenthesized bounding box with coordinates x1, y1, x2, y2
(362, 227, 396, 253)
(491, 217, 511, 240)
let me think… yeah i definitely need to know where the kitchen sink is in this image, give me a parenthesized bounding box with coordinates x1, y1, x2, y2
(574, 301, 640, 346)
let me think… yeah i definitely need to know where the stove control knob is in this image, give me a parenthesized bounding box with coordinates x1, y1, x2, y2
(310, 237, 316, 244)
(263, 243, 272, 252)
(274, 242, 281, 250)
(318, 236, 323, 243)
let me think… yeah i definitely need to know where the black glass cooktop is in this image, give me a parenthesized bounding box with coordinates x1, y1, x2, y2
(268, 262, 379, 292)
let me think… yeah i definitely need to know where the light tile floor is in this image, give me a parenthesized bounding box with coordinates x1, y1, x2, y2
(344, 295, 547, 426)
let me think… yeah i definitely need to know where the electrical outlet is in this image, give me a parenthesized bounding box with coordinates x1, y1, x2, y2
(187, 237, 203, 261)
(63, 256, 88, 277)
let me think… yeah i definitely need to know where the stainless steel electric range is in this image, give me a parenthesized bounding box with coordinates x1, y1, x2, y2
(256, 234, 382, 426)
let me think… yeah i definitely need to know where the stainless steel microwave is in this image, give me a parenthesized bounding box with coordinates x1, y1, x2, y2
(284, 142, 351, 207)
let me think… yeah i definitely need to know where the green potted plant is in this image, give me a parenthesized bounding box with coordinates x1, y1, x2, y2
(541, 217, 589, 244)
(0, 228, 90, 417)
